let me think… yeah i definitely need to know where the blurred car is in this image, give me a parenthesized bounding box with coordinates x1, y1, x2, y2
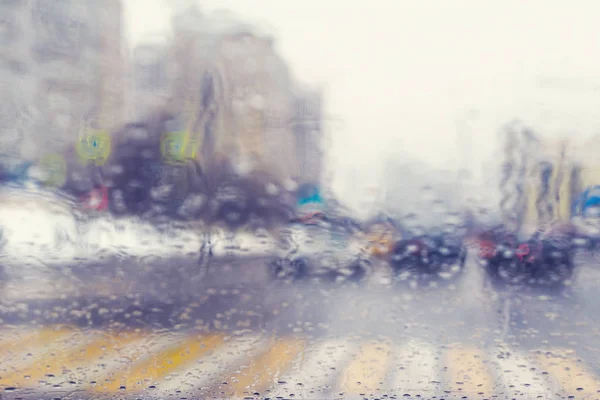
(361, 211, 468, 284)
(363, 217, 401, 259)
(268, 212, 372, 284)
(389, 231, 467, 285)
(475, 226, 575, 289)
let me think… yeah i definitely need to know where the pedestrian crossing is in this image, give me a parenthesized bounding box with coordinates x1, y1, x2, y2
(0, 326, 599, 399)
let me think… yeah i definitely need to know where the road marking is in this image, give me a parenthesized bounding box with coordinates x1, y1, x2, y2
(155, 334, 266, 397)
(2, 330, 143, 388)
(89, 332, 193, 392)
(0, 326, 81, 384)
(95, 333, 224, 393)
(389, 340, 439, 396)
(536, 348, 600, 399)
(338, 340, 392, 396)
(220, 336, 305, 398)
(0, 327, 51, 351)
(269, 337, 358, 399)
(67, 333, 180, 392)
(444, 344, 494, 398)
(490, 347, 554, 399)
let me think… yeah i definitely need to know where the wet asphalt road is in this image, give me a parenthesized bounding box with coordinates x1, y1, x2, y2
(2, 251, 600, 353)
(1, 252, 600, 399)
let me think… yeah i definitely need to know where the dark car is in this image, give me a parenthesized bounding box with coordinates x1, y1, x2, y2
(475, 227, 575, 289)
(389, 232, 467, 286)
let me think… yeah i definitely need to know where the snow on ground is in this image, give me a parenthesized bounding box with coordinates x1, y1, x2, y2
(208, 227, 280, 258)
(0, 187, 197, 265)
(0, 187, 280, 271)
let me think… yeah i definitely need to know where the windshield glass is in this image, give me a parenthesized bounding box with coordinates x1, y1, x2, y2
(2, 1, 600, 399)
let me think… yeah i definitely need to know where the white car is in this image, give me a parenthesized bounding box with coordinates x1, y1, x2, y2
(268, 213, 371, 283)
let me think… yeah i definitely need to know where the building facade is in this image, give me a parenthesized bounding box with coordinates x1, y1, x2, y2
(0, 0, 126, 161)
(522, 138, 573, 233)
(0, 0, 38, 160)
(575, 135, 600, 192)
(130, 41, 170, 121)
(292, 85, 324, 186)
(498, 124, 582, 237)
(166, 6, 322, 186)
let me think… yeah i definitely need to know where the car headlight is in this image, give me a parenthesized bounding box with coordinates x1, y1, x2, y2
(406, 244, 419, 253)
(439, 247, 451, 256)
(502, 250, 514, 258)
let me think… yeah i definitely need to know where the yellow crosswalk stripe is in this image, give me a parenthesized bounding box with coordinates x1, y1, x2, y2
(0, 328, 55, 354)
(445, 344, 494, 398)
(154, 335, 266, 397)
(536, 348, 600, 399)
(1, 330, 143, 388)
(10, 327, 600, 399)
(223, 337, 305, 398)
(338, 340, 392, 395)
(0, 326, 79, 383)
(94, 334, 224, 393)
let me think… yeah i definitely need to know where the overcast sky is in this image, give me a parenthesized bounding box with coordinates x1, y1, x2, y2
(123, 0, 600, 211)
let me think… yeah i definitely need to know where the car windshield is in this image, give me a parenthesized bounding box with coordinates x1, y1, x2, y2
(2, 2, 600, 399)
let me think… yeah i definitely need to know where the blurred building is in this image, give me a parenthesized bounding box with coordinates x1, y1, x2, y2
(576, 135, 600, 190)
(0, 0, 38, 159)
(498, 124, 582, 237)
(0, 0, 126, 160)
(522, 138, 572, 233)
(130, 41, 170, 121)
(93, 0, 126, 130)
(165, 5, 323, 187)
(292, 85, 324, 186)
